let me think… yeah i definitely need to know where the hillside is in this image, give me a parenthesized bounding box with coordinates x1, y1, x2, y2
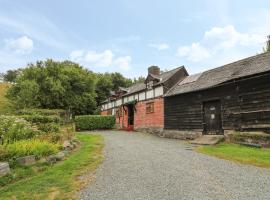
(0, 83, 14, 114)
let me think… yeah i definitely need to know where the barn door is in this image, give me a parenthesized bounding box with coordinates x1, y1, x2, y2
(203, 100, 223, 135)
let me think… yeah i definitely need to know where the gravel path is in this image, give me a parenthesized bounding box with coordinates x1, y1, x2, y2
(79, 131, 270, 200)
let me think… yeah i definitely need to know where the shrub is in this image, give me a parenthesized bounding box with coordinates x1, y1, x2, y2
(75, 115, 115, 130)
(16, 108, 65, 116)
(21, 114, 60, 124)
(0, 115, 41, 144)
(37, 123, 60, 133)
(0, 139, 60, 161)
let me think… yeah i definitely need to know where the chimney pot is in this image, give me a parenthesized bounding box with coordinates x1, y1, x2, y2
(148, 66, 160, 76)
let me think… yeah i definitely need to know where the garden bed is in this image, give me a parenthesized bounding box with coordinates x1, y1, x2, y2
(0, 133, 104, 199)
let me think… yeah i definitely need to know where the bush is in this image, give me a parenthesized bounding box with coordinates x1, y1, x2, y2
(75, 115, 115, 130)
(0, 115, 41, 144)
(0, 139, 60, 161)
(21, 114, 60, 124)
(16, 108, 65, 116)
(37, 123, 60, 133)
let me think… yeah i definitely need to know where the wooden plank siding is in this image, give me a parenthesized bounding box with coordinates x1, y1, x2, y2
(164, 72, 270, 132)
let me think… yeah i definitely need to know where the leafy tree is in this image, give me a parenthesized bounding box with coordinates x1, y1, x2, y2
(95, 75, 113, 106)
(110, 72, 133, 91)
(94, 72, 134, 106)
(263, 35, 270, 52)
(7, 59, 96, 115)
(4, 69, 20, 82)
(133, 76, 145, 83)
(7, 80, 40, 108)
(0, 73, 4, 81)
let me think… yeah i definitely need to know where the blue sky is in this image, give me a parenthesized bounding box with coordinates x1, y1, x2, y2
(0, 0, 270, 78)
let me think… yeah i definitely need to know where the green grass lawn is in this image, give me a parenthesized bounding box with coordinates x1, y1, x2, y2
(197, 142, 270, 168)
(0, 83, 15, 114)
(0, 133, 104, 200)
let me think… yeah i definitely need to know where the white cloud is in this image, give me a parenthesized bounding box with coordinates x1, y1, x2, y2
(70, 49, 132, 71)
(113, 56, 132, 71)
(84, 50, 114, 67)
(204, 25, 265, 50)
(177, 43, 211, 62)
(177, 25, 266, 62)
(5, 36, 34, 54)
(149, 43, 170, 50)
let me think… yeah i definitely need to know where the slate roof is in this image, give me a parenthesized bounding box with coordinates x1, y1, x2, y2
(122, 66, 185, 96)
(165, 52, 270, 97)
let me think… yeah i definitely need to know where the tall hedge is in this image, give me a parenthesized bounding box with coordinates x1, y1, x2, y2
(75, 115, 115, 130)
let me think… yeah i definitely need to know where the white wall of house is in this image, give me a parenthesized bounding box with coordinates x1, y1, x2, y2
(124, 97, 128, 103)
(146, 89, 154, 99)
(154, 86, 163, 97)
(116, 99, 122, 106)
(139, 92, 145, 101)
(101, 86, 164, 111)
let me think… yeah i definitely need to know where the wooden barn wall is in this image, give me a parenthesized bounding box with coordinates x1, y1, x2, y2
(164, 72, 270, 131)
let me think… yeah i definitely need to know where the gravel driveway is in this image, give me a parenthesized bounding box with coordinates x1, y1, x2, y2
(79, 131, 270, 200)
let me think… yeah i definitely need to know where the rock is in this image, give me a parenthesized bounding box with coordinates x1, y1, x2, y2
(0, 162, 11, 177)
(54, 151, 65, 161)
(63, 140, 74, 150)
(47, 155, 57, 163)
(62, 150, 69, 156)
(38, 158, 48, 164)
(47, 151, 66, 163)
(16, 155, 36, 166)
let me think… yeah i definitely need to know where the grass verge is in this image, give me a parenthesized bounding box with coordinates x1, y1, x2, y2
(196, 142, 270, 168)
(0, 133, 104, 200)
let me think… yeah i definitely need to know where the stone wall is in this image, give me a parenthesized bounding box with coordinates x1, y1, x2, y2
(224, 130, 270, 148)
(136, 127, 202, 140)
(161, 130, 202, 140)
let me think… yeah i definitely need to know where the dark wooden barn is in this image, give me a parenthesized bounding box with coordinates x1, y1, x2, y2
(164, 52, 270, 135)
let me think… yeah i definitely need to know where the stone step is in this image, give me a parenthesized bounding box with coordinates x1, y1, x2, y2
(0, 162, 11, 177)
(191, 135, 224, 145)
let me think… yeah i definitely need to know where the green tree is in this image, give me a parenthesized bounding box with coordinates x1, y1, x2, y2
(95, 75, 113, 106)
(133, 76, 145, 83)
(263, 35, 270, 52)
(0, 73, 4, 81)
(7, 80, 40, 108)
(7, 59, 96, 115)
(4, 69, 20, 82)
(110, 72, 133, 91)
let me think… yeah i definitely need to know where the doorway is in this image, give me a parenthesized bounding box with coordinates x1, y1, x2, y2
(203, 100, 223, 135)
(127, 104, 134, 126)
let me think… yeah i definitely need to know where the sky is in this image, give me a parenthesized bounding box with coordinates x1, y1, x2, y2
(0, 0, 270, 78)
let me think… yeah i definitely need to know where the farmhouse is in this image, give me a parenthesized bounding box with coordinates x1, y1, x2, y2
(100, 66, 188, 131)
(164, 52, 270, 139)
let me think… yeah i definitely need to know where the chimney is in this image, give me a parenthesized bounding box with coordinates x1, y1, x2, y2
(148, 66, 160, 76)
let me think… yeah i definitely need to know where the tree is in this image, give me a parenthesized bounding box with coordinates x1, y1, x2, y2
(7, 80, 40, 108)
(95, 75, 113, 106)
(0, 73, 4, 82)
(263, 35, 270, 52)
(133, 76, 145, 83)
(110, 72, 133, 91)
(4, 69, 20, 82)
(7, 59, 97, 115)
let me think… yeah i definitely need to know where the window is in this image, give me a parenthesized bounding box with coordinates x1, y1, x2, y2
(146, 102, 154, 114)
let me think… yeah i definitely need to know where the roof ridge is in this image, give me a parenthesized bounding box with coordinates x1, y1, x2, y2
(165, 52, 270, 97)
(159, 66, 184, 75)
(201, 52, 270, 75)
